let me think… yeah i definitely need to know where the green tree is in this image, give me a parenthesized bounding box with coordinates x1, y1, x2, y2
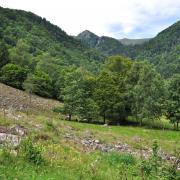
(9, 39, 33, 68)
(23, 70, 53, 98)
(104, 56, 132, 123)
(0, 42, 9, 69)
(94, 71, 116, 124)
(104, 55, 132, 75)
(127, 61, 165, 126)
(62, 68, 99, 121)
(165, 74, 180, 130)
(76, 75, 99, 122)
(0, 63, 28, 89)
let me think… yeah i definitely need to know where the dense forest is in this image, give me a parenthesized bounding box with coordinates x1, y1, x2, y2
(0, 7, 179, 130)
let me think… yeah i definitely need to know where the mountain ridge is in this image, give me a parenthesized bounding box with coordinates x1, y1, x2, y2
(77, 21, 180, 77)
(77, 30, 151, 46)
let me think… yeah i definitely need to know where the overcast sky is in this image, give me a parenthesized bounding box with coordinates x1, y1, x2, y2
(1, 0, 180, 38)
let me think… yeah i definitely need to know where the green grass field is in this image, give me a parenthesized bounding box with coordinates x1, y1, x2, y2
(0, 108, 179, 179)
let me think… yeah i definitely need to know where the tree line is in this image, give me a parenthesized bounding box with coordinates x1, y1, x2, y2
(0, 41, 179, 129)
(61, 56, 179, 130)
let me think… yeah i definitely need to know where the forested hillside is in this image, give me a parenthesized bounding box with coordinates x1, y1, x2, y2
(136, 21, 180, 78)
(78, 22, 180, 78)
(0, 6, 105, 99)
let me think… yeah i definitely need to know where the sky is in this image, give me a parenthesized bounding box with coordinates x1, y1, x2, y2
(1, 0, 180, 39)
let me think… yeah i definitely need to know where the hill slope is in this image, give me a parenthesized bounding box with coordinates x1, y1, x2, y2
(0, 83, 60, 111)
(137, 21, 180, 77)
(0, 7, 104, 70)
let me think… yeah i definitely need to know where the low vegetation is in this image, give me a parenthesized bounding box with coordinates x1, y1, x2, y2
(0, 106, 179, 179)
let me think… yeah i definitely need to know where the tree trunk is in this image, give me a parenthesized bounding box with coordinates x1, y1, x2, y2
(29, 93, 32, 105)
(140, 119, 142, 126)
(177, 122, 179, 130)
(69, 114, 71, 121)
(103, 113, 106, 124)
(3, 106, 6, 119)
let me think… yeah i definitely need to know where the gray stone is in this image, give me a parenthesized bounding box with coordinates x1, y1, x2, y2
(0, 133, 21, 146)
(95, 139, 100, 144)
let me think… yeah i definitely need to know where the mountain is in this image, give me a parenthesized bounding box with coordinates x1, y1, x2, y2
(137, 21, 180, 78)
(119, 38, 151, 46)
(77, 30, 134, 56)
(77, 30, 99, 48)
(0, 7, 105, 71)
(77, 21, 180, 78)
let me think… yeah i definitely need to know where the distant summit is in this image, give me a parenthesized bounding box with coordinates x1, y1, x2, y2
(77, 30, 99, 48)
(77, 30, 151, 47)
(77, 31, 129, 56)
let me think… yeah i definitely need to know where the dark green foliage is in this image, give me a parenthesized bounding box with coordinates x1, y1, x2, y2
(94, 56, 132, 123)
(53, 106, 64, 113)
(0, 7, 104, 69)
(0, 63, 28, 88)
(23, 70, 53, 98)
(126, 61, 165, 125)
(93, 71, 116, 123)
(0, 42, 9, 68)
(165, 74, 180, 130)
(63, 68, 99, 121)
(136, 21, 180, 78)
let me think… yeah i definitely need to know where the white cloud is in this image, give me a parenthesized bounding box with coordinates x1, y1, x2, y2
(1, 0, 180, 38)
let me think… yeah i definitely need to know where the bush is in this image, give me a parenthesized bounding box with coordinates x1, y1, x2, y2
(140, 141, 180, 179)
(20, 138, 44, 165)
(0, 63, 28, 89)
(52, 106, 64, 113)
(106, 152, 136, 166)
(23, 70, 53, 98)
(0, 147, 13, 163)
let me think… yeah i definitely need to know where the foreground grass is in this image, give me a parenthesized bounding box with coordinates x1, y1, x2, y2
(0, 109, 179, 154)
(0, 147, 138, 180)
(0, 110, 179, 179)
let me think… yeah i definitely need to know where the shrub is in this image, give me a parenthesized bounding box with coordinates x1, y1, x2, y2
(0, 63, 28, 89)
(0, 147, 12, 163)
(52, 106, 64, 113)
(106, 152, 136, 166)
(140, 141, 180, 179)
(20, 138, 44, 165)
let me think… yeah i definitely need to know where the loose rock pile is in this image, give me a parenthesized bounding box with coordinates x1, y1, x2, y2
(0, 83, 60, 111)
(0, 125, 26, 146)
(63, 129, 179, 169)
